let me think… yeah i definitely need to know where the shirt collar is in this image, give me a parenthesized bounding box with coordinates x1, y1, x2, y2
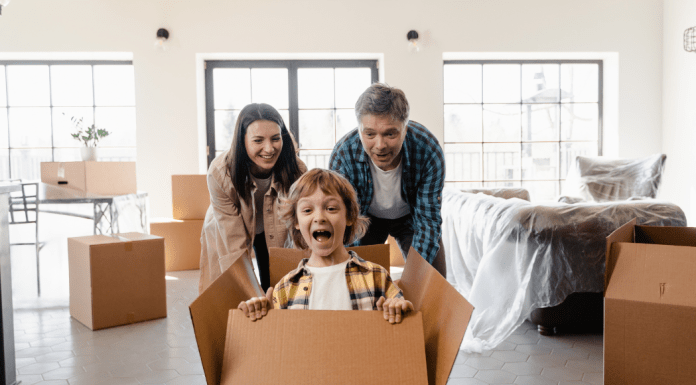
(286, 250, 368, 281)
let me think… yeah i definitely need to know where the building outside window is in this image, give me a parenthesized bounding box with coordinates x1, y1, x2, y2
(443, 60, 602, 201)
(0, 61, 137, 181)
(205, 60, 378, 169)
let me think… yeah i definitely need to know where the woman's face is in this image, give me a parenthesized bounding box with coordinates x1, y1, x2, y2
(244, 119, 283, 177)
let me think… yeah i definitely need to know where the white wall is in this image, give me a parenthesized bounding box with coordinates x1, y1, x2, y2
(662, 0, 696, 224)
(0, 0, 664, 217)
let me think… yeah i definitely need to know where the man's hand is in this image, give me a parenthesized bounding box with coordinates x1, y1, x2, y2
(376, 297, 414, 324)
(237, 287, 274, 321)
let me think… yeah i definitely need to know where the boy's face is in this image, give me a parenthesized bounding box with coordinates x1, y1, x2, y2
(295, 188, 353, 260)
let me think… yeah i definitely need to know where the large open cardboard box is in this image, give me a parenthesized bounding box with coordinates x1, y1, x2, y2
(68, 232, 167, 330)
(150, 218, 204, 272)
(605, 219, 696, 384)
(172, 174, 209, 220)
(190, 245, 473, 385)
(41, 161, 136, 195)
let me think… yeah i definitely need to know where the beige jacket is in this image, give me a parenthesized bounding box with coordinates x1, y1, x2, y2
(199, 150, 306, 293)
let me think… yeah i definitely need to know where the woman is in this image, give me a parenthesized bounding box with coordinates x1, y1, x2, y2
(199, 103, 306, 294)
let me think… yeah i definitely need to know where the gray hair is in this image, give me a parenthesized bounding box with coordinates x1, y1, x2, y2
(355, 83, 410, 126)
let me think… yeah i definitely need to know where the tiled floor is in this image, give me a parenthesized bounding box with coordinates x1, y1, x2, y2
(11, 212, 604, 385)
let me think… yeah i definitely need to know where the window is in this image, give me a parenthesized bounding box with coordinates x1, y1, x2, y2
(443, 60, 602, 201)
(0, 61, 137, 181)
(205, 60, 378, 169)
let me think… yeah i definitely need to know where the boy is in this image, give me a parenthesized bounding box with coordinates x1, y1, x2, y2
(238, 168, 413, 324)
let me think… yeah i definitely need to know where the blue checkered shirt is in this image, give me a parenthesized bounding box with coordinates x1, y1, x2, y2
(329, 120, 445, 264)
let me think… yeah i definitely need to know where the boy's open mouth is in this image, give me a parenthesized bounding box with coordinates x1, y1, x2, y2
(312, 230, 332, 242)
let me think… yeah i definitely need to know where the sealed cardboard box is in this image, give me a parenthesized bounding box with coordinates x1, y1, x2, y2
(150, 218, 204, 272)
(605, 219, 696, 385)
(190, 245, 473, 385)
(41, 161, 136, 195)
(68, 232, 167, 330)
(172, 175, 209, 220)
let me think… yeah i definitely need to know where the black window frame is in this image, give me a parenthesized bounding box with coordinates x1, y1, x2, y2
(204, 60, 378, 167)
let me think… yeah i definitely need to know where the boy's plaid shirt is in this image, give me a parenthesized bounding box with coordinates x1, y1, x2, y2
(329, 120, 445, 264)
(271, 251, 403, 310)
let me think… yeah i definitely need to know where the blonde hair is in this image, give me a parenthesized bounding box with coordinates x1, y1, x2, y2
(279, 168, 369, 249)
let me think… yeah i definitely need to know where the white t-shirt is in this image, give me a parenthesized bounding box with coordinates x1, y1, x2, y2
(367, 158, 410, 219)
(250, 174, 272, 235)
(305, 260, 352, 310)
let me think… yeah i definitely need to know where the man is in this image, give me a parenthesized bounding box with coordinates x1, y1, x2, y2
(329, 83, 446, 277)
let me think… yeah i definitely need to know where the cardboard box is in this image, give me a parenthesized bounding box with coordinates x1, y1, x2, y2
(68, 232, 167, 330)
(150, 218, 204, 272)
(172, 175, 210, 220)
(605, 219, 696, 384)
(268, 244, 390, 287)
(388, 235, 406, 267)
(190, 246, 473, 385)
(41, 161, 137, 195)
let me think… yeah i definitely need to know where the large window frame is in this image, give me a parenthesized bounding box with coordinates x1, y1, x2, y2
(0, 60, 136, 180)
(443, 59, 603, 200)
(204, 60, 378, 167)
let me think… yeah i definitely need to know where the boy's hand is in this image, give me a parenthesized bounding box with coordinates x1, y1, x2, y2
(237, 287, 274, 321)
(376, 296, 414, 324)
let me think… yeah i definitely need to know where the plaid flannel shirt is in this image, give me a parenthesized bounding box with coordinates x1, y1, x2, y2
(329, 120, 445, 264)
(272, 251, 403, 310)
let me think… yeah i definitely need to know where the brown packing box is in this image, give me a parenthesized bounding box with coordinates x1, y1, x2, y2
(190, 245, 474, 385)
(172, 174, 210, 220)
(149, 218, 204, 272)
(605, 219, 696, 385)
(67, 232, 167, 330)
(41, 161, 136, 195)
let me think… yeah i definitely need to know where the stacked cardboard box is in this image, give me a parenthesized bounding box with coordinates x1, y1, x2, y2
(41, 161, 136, 195)
(150, 175, 209, 272)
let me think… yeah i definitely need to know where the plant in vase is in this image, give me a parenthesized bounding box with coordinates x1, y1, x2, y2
(67, 115, 111, 161)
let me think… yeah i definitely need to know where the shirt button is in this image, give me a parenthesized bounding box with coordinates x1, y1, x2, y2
(303, 286, 308, 291)
(267, 208, 271, 212)
(269, 235, 274, 239)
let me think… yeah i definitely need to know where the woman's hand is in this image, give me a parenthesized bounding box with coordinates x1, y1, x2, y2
(237, 287, 274, 321)
(376, 297, 415, 324)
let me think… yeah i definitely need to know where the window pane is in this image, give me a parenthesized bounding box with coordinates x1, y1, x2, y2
(483, 143, 520, 181)
(445, 105, 482, 143)
(336, 109, 357, 141)
(335, 68, 371, 108)
(444, 181, 484, 190)
(298, 68, 334, 109)
(299, 149, 331, 170)
(214, 109, 239, 153)
(561, 142, 598, 179)
(10, 148, 52, 180)
(522, 64, 559, 103)
(213, 68, 251, 110)
(444, 143, 481, 181)
(94, 107, 136, 147)
(53, 147, 82, 162)
(53, 107, 94, 147)
(483, 64, 520, 103)
(299, 110, 334, 150)
(9, 107, 52, 148)
(522, 181, 559, 202)
(251, 68, 288, 109)
(561, 103, 598, 141)
(7, 66, 50, 107)
(51, 65, 93, 106)
(0, 108, 7, 148)
(95, 147, 136, 162)
(444, 64, 482, 103)
(561, 64, 598, 102)
(94, 65, 135, 106)
(483, 104, 521, 142)
(483, 180, 521, 188)
(0, 66, 6, 107)
(522, 143, 559, 180)
(0, 149, 8, 180)
(279, 110, 290, 134)
(522, 104, 559, 141)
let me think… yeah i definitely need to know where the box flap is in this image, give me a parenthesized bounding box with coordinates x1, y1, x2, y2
(68, 234, 123, 246)
(268, 244, 390, 287)
(189, 255, 264, 385)
(220, 309, 428, 385)
(115, 232, 163, 242)
(605, 242, 696, 307)
(399, 248, 474, 385)
(605, 218, 637, 292)
(635, 225, 696, 247)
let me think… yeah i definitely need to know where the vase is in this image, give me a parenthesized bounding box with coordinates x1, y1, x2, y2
(80, 147, 98, 161)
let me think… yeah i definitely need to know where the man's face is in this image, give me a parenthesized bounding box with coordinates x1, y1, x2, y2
(358, 114, 407, 171)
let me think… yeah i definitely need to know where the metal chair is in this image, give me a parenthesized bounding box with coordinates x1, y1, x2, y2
(4, 180, 43, 296)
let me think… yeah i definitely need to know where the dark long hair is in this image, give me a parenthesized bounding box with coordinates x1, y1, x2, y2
(225, 103, 302, 209)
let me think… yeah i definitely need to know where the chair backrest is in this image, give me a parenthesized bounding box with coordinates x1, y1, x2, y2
(7, 181, 39, 224)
